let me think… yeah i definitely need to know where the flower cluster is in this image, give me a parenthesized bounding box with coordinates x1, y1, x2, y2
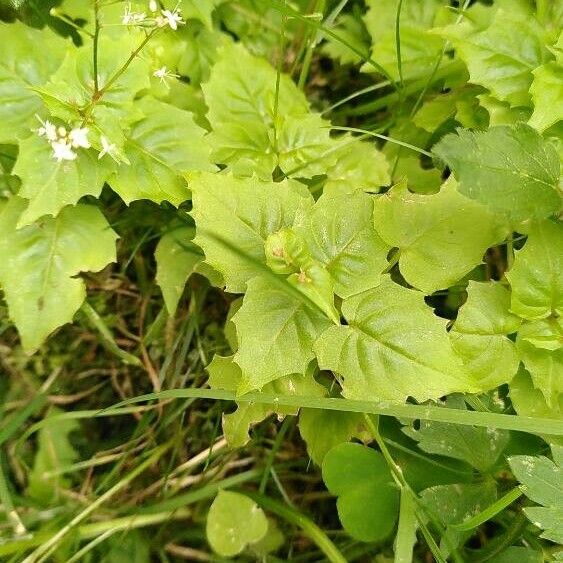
(122, 2, 184, 30)
(37, 119, 91, 162)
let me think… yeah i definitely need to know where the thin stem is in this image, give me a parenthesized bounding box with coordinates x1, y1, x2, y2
(451, 487, 523, 532)
(80, 301, 143, 367)
(259, 416, 293, 493)
(297, 0, 325, 90)
(329, 125, 433, 157)
(273, 2, 287, 153)
(93, 0, 101, 94)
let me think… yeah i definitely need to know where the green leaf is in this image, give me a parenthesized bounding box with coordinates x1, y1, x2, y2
(180, 0, 223, 28)
(295, 191, 390, 298)
(516, 318, 563, 409)
(439, 10, 551, 106)
(510, 367, 563, 446)
(12, 134, 114, 226)
(101, 531, 150, 563)
(233, 276, 332, 393)
(363, 0, 447, 80)
(433, 124, 561, 222)
(190, 172, 313, 293)
(314, 276, 477, 403)
(322, 442, 400, 542)
(298, 409, 367, 465)
(0, 198, 117, 352)
(0, 22, 68, 144)
(323, 139, 390, 196)
(109, 98, 214, 206)
(202, 43, 333, 179)
(155, 225, 203, 315)
(206, 490, 268, 557)
(403, 397, 510, 472)
(477, 94, 533, 126)
(207, 354, 324, 447)
(26, 408, 79, 504)
(450, 281, 521, 390)
(36, 36, 150, 155)
(488, 547, 542, 563)
(374, 179, 508, 293)
(506, 220, 563, 320)
(421, 481, 498, 527)
(509, 448, 563, 543)
(529, 62, 563, 132)
(420, 480, 497, 554)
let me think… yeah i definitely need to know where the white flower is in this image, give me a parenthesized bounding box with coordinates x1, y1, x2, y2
(153, 65, 179, 84)
(122, 3, 146, 25)
(52, 140, 77, 162)
(157, 8, 184, 29)
(149, 0, 158, 12)
(69, 127, 91, 149)
(37, 119, 58, 142)
(98, 136, 117, 160)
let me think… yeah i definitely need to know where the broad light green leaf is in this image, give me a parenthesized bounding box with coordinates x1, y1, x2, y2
(298, 409, 367, 466)
(509, 448, 563, 543)
(322, 442, 400, 542)
(180, 0, 223, 28)
(314, 276, 477, 403)
(0, 198, 117, 352)
(190, 172, 313, 293)
(207, 354, 324, 447)
(323, 138, 390, 196)
(233, 276, 332, 393)
(433, 124, 561, 222)
(529, 62, 563, 132)
(450, 282, 521, 390)
(155, 225, 203, 315)
(296, 191, 390, 298)
(12, 134, 114, 226)
(363, 0, 447, 80)
(203, 43, 333, 179)
(109, 98, 214, 205)
(510, 367, 562, 446)
(439, 10, 551, 106)
(0, 23, 68, 144)
(322, 14, 371, 66)
(478, 94, 533, 126)
(373, 180, 507, 293)
(506, 220, 563, 319)
(403, 397, 510, 472)
(36, 36, 150, 156)
(206, 491, 268, 557)
(516, 319, 563, 409)
(27, 408, 79, 504)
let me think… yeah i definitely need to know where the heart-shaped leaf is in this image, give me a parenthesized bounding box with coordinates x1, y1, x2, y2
(322, 442, 400, 542)
(206, 491, 268, 557)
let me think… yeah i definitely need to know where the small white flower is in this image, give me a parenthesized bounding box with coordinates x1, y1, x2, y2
(69, 127, 91, 149)
(57, 126, 67, 138)
(122, 3, 146, 25)
(98, 136, 117, 160)
(149, 0, 158, 12)
(158, 8, 184, 30)
(52, 140, 77, 162)
(153, 65, 179, 84)
(37, 119, 57, 142)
